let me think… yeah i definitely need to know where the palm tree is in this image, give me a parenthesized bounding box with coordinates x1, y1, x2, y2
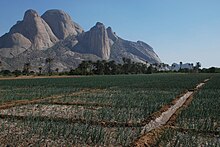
(23, 62, 31, 76)
(179, 62, 183, 71)
(38, 67, 42, 75)
(190, 63, 194, 69)
(0, 61, 2, 71)
(94, 60, 104, 75)
(196, 62, 201, 68)
(108, 60, 117, 74)
(195, 62, 201, 73)
(46, 58, 54, 75)
(55, 68, 59, 73)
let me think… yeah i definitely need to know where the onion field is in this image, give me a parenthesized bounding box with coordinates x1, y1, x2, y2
(157, 74, 220, 146)
(0, 74, 218, 146)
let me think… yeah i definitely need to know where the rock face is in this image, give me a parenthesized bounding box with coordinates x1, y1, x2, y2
(74, 22, 111, 60)
(10, 9, 59, 49)
(110, 38, 161, 64)
(0, 33, 31, 58)
(42, 9, 83, 40)
(0, 9, 58, 50)
(0, 9, 162, 71)
(107, 27, 118, 42)
(0, 33, 31, 49)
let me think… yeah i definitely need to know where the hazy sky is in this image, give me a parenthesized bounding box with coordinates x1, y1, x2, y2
(0, 0, 220, 67)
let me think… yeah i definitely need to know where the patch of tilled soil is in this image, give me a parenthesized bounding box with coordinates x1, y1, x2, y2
(0, 104, 101, 119)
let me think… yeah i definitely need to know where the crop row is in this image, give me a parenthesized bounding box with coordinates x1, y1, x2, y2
(157, 74, 220, 146)
(0, 117, 141, 146)
(0, 74, 211, 103)
(0, 74, 212, 146)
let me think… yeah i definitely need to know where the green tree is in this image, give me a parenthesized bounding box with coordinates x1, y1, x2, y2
(38, 67, 42, 75)
(0, 61, 2, 71)
(122, 58, 132, 74)
(146, 65, 153, 74)
(108, 60, 117, 74)
(55, 68, 59, 73)
(209, 67, 216, 73)
(23, 62, 31, 76)
(93, 60, 104, 75)
(179, 62, 183, 72)
(77, 60, 93, 75)
(195, 62, 201, 73)
(12, 70, 22, 77)
(46, 58, 54, 75)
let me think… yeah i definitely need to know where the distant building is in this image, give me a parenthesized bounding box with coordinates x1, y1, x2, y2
(170, 63, 194, 71)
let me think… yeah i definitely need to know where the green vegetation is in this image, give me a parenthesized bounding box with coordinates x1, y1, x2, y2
(157, 74, 220, 146)
(0, 73, 217, 146)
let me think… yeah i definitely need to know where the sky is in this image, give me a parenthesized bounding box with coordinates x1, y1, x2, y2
(0, 0, 220, 68)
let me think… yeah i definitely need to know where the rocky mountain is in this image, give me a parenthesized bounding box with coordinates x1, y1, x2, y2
(42, 10, 83, 40)
(0, 10, 58, 51)
(0, 9, 161, 72)
(73, 22, 111, 60)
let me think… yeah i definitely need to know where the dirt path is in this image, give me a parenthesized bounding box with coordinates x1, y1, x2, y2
(0, 75, 83, 81)
(40, 101, 112, 107)
(0, 113, 142, 128)
(132, 79, 210, 147)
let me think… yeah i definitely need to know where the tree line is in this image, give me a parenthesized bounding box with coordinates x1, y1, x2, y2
(0, 58, 218, 77)
(69, 58, 155, 75)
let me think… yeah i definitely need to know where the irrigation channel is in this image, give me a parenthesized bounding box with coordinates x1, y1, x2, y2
(132, 79, 210, 146)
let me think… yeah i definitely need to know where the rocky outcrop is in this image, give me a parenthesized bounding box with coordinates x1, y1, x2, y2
(1, 9, 58, 50)
(74, 22, 111, 60)
(0, 9, 162, 71)
(0, 33, 32, 58)
(110, 38, 161, 64)
(0, 33, 31, 49)
(42, 9, 83, 40)
(15, 9, 58, 49)
(107, 27, 118, 42)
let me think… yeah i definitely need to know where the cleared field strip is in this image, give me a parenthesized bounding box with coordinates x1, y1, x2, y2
(39, 101, 112, 107)
(0, 113, 142, 128)
(0, 89, 103, 110)
(132, 79, 210, 146)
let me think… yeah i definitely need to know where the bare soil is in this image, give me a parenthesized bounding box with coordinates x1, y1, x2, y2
(0, 75, 83, 81)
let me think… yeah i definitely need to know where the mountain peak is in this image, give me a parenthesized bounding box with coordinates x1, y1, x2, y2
(9, 9, 58, 50)
(95, 22, 105, 27)
(76, 22, 110, 60)
(24, 9, 39, 19)
(107, 27, 118, 42)
(43, 9, 64, 14)
(107, 26, 112, 31)
(42, 9, 83, 39)
(0, 9, 162, 71)
(42, 9, 70, 20)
